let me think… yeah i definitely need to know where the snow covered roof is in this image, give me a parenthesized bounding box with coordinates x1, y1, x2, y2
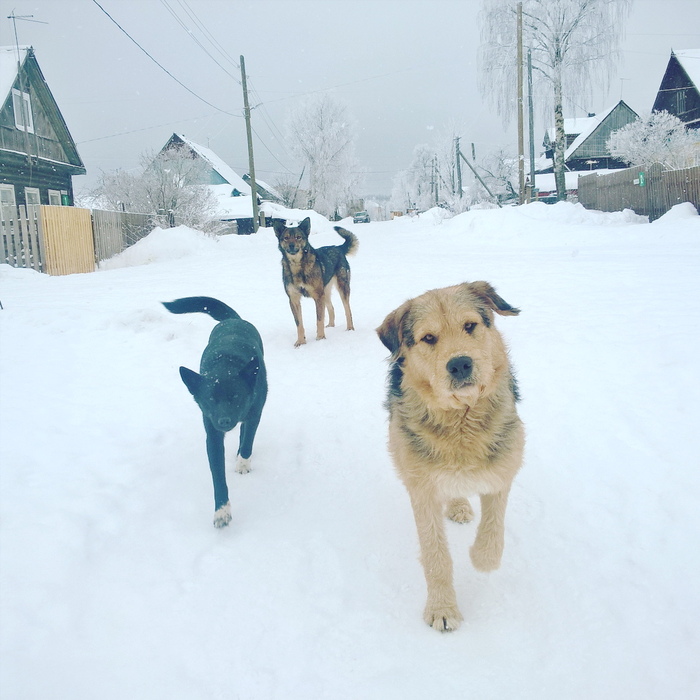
(674, 49, 700, 91)
(209, 184, 255, 219)
(545, 115, 598, 144)
(0, 45, 29, 101)
(563, 103, 619, 159)
(173, 134, 252, 195)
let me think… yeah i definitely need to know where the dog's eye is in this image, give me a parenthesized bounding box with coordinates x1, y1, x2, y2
(421, 334, 437, 345)
(464, 322, 477, 334)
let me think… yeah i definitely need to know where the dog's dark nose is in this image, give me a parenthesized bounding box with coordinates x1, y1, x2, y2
(447, 355, 473, 382)
(217, 417, 234, 431)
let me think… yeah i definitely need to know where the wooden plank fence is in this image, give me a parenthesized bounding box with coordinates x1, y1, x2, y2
(1, 206, 155, 275)
(1, 204, 44, 272)
(578, 164, 700, 221)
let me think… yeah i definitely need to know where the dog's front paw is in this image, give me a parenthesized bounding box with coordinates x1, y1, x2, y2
(213, 502, 232, 528)
(447, 497, 474, 523)
(315, 334, 326, 341)
(294, 338, 307, 348)
(235, 455, 251, 474)
(423, 604, 463, 632)
(470, 539, 503, 572)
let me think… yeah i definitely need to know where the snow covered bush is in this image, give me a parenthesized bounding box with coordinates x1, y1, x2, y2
(607, 111, 700, 170)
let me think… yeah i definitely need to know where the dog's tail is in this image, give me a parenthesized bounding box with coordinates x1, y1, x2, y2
(334, 226, 359, 257)
(162, 296, 241, 322)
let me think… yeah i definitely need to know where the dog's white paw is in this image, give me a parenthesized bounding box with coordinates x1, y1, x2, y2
(235, 456, 251, 474)
(446, 497, 474, 524)
(213, 502, 232, 528)
(423, 604, 463, 632)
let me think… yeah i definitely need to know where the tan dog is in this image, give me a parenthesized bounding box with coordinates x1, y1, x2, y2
(377, 282, 524, 632)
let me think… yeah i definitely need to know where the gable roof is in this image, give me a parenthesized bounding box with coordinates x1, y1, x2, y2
(674, 49, 700, 91)
(164, 133, 252, 195)
(565, 101, 638, 160)
(0, 45, 85, 171)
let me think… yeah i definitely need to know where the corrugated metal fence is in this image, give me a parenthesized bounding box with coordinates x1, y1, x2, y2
(578, 164, 700, 221)
(1, 205, 153, 275)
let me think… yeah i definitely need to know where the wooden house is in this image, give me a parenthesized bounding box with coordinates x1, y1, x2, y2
(541, 100, 639, 172)
(159, 133, 283, 233)
(652, 49, 700, 130)
(0, 46, 85, 208)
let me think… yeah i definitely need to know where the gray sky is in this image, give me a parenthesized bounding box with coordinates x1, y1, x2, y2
(2, 0, 699, 196)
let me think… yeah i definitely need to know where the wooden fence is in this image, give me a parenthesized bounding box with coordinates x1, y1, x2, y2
(578, 164, 700, 221)
(1, 206, 154, 275)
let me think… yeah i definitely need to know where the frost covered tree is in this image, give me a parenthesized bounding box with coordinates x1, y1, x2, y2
(92, 148, 223, 233)
(390, 144, 435, 212)
(286, 94, 362, 218)
(479, 0, 631, 200)
(607, 111, 700, 170)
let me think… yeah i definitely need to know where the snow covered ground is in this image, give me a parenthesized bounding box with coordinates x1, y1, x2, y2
(1, 202, 699, 699)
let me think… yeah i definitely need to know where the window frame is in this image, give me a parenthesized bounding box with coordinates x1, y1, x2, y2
(11, 88, 34, 133)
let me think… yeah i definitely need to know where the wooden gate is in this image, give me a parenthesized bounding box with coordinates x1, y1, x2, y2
(39, 206, 95, 275)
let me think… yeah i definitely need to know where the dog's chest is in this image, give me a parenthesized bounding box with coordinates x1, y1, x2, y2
(285, 254, 321, 293)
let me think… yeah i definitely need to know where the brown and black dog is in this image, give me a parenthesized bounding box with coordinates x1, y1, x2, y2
(377, 282, 524, 632)
(273, 217, 358, 347)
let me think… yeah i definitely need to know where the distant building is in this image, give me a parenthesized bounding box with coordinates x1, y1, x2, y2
(158, 133, 281, 233)
(652, 49, 700, 130)
(540, 100, 639, 173)
(0, 46, 85, 208)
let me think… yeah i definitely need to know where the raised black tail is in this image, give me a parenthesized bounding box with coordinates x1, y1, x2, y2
(333, 226, 359, 257)
(162, 296, 241, 322)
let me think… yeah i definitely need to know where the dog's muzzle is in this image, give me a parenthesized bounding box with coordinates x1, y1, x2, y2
(447, 355, 473, 387)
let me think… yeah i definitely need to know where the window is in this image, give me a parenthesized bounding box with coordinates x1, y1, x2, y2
(11, 88, 34, 133)
(48, 190, 62, 206)
(25, 187, 40, 205)
(0, 184, 17, 206)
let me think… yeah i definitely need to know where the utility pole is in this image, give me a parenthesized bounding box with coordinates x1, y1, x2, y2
(240, 55, 260, 232)
(527, 48, 536, 202)
(458, 149, 502, 208)
(455, 137, 463, 198)
(516, 2, 525, 205)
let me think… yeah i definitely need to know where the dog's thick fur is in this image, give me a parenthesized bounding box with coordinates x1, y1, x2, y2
(163, 296, 267, 528)
(273, 217, 358, 347)
(377, 282, 524, 632)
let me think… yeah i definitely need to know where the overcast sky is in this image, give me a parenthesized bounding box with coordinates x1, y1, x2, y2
(2, 0, 699, 196)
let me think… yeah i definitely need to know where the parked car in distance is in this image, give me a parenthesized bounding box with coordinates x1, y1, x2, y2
(353, 210, 370, 223)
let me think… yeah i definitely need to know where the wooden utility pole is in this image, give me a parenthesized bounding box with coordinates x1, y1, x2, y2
(516, 2, 525, 205)
(527, 48, 536, 202)
(240, 55, 260, 232)
(455, 137, 463, 198)
(457, 149, 502, 208)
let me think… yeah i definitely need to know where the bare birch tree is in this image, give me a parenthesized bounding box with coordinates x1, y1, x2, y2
(286, 93, 362, 218)
(479, 0, 631, 200)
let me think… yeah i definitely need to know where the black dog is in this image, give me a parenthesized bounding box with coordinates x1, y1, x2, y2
(273, 217, 358, 347)
(163, 296, 267, 528)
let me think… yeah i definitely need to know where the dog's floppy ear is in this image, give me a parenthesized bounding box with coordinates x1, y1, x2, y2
(467, 281, 520, 317)
(299, 217, 311, 235)
(272, 219, 287, 238)
(179, 366, 204, 398)
(377, 300, 413, 355)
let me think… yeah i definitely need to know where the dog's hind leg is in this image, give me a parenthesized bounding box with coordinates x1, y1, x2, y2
(335, 266, 354, 331)
(313, 294, 327, 341)
(323, 281, 336, 327)
(204, 417, 231, 528)
(446, 497, 474, 523)
(470, 487, 511, 571)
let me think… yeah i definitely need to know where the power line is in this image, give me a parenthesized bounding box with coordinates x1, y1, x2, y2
(76, 113, 218, 144)
(90, 0, 238, 116)
(159, 0, 240, 82)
